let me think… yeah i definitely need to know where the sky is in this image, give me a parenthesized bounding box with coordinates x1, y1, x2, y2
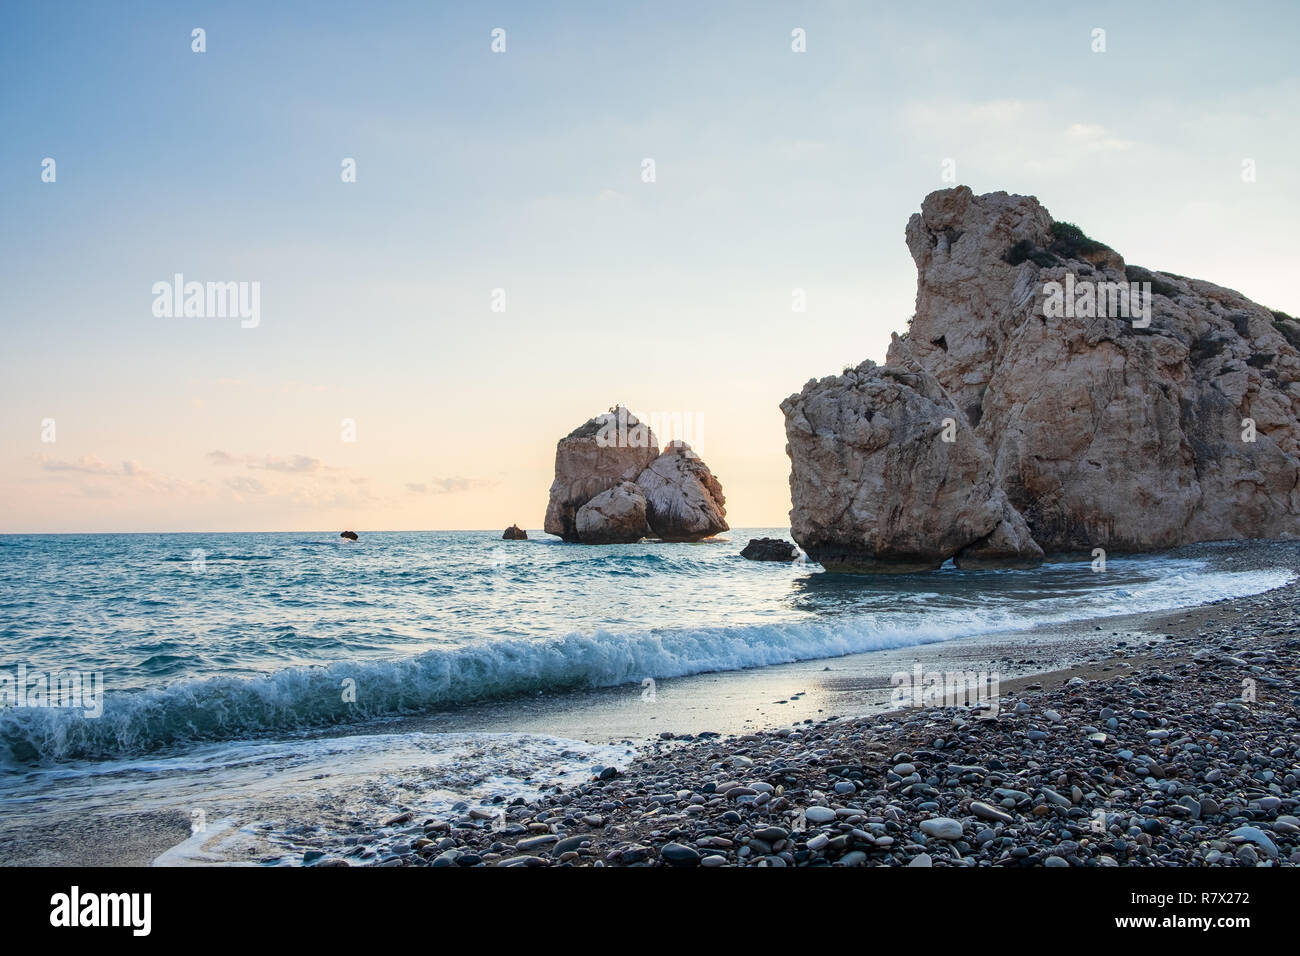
(1, 0, 1298, 532)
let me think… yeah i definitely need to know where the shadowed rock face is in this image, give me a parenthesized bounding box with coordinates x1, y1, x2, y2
(635, 441, 728, 542)
(740, 538, 798, 561)
(785, 186, 1300, 571)
(544, 410, 728, 544)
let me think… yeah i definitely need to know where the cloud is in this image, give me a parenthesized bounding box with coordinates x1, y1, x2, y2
(406, 476, 497, 495)
(35, 454, 205, 497)
(898, 98, 1142, 176)
(1062, 123, 1132, 153)
(37, 454, 115, 474)
(224, 476, 268, 497)
(208, 451, 326, 473)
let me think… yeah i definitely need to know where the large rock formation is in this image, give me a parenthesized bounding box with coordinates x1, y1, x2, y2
(784, 186, 1300, 570)
(544, 408, 728, 544)
(635, 441, 729, 541)
(782, 358, 1042, 572)
(543, 408, 660, 542)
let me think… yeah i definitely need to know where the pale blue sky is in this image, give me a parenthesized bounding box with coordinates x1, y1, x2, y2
(2, 1, 1298, 531)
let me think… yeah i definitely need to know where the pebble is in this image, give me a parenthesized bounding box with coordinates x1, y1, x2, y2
(660, 843, 701, 866)
(919, 818, 963, 840)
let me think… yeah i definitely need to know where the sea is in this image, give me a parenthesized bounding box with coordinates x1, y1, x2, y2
(0, 529, 1292, 864)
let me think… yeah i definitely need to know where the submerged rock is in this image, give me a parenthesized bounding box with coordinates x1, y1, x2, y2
(740, 538, 799, 561)
(502, 524, 527, 540)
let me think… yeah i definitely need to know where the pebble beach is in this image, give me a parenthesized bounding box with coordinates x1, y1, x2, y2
(332, 544, 1300, 868)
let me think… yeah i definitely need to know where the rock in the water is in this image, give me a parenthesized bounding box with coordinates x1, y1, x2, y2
(502, 524, 527, 540)
(544, 407, 660, 542)
(740, 537, 799, 561)
(889, 185, 1300, 553)
(781, 357, 1042, 572)
(783, 185, 1300, 567)
(635, 441, 728, 541)
(574, 482, 651, 544)
(339, 530, 359, 541)
(542, 408, 730, 545)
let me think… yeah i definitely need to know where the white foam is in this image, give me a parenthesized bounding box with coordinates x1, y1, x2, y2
(2, 564, 1291, 764)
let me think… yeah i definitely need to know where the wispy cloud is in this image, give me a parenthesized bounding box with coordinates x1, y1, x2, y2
(35, 455, 205, 497)
(37, 454, 116, 475)
(208, 451, 327, 473)
(406, 477, 497, 495)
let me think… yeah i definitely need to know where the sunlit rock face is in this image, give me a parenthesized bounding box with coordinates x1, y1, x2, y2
(544, 408, 660, 543)
(544, 410, 728, 544)
(782, 356, 1041, 572)
(574, 482, 653, 545)
(635, 441, 728, 542)
(784, 186, 1300, 571)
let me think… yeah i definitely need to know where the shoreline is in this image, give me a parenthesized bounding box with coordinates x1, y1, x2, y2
(342, 541, 1300, 867)
(1, 541, 1296, 866)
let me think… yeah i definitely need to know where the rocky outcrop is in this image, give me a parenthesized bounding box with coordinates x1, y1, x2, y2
(635, 441, 728, 541)
(783, 358, 1042, 572)
(784, 185, 1300, 570)
(574, 482, 652, 544)
(502, 524, 527, 540)
(339, 530, 358, 541)
(543, 408, 660, 542)
(740, 538, 799, 561)
(953, 501, 1044, 570)
(545, 409, 728, 544)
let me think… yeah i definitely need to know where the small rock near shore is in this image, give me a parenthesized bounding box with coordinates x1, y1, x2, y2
(740, 538, 799, 562)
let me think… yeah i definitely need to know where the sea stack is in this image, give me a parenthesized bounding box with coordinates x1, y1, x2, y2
(783, 186, 1300, 571)
(502, 524, 527, 540)
(544, 407, 728, 544)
